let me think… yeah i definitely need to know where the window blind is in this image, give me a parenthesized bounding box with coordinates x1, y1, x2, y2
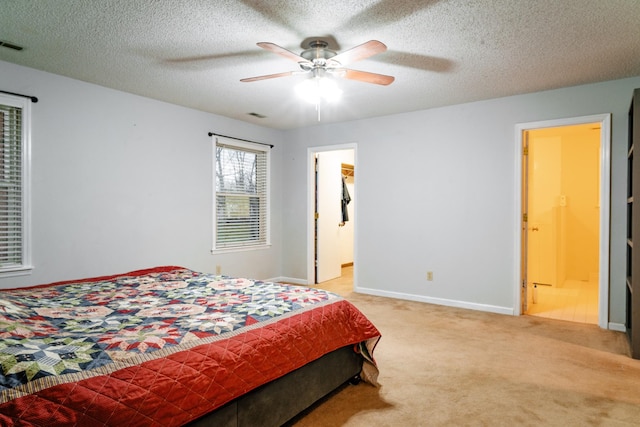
(0, 102, 23, 268)
(214, 137, 269, 250)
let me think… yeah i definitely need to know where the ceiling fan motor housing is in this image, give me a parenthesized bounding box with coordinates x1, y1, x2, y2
(301, 40, 337, 65)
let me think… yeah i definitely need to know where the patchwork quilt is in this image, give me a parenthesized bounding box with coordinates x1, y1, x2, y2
(0, 266, 380, 426)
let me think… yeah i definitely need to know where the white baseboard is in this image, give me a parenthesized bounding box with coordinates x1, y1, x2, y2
(266, 280, 620, 326)
(355, 286, 514, 316)
(608, 322, 626, 332)
(268, 276, 308, 285)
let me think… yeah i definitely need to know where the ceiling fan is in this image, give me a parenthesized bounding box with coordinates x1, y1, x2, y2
(240, 39, 395, 86)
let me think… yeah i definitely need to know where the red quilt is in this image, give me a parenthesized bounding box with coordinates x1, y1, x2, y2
(0, 266, 380, 426)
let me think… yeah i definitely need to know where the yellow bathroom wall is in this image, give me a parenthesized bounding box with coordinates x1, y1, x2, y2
(561, 128, 600, 281)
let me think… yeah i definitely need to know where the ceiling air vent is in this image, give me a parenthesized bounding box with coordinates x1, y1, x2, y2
(0, 40, 23, 51)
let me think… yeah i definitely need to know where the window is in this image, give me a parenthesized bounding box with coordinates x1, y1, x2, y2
(0, 94, 32, 276)
(213, 136, 269, 251)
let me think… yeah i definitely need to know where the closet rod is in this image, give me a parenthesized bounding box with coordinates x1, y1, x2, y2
(0, 89, 38, 103)
(208, 132, 274, 148)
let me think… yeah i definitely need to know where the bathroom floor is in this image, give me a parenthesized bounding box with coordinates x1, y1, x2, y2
(526, 279, 599, 324)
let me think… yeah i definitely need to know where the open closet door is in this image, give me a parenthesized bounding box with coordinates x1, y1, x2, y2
(315, 152, 342, 283)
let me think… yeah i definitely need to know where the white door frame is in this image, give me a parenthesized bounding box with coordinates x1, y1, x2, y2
(307, 143, 357, 285)
(513, 114, 611, 329)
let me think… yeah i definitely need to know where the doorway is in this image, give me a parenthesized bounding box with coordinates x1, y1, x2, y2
(515, 114, 611, 328)
(307, 144, 356, 286)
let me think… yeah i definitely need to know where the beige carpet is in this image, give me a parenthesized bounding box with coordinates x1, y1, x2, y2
(291, 283, 640, 426)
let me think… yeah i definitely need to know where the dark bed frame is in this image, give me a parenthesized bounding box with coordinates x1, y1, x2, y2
(186, 345, 363, 427)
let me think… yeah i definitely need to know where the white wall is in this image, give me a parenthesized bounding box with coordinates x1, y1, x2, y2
(0, 60, 284, 288)
(281, 76, 640, 325)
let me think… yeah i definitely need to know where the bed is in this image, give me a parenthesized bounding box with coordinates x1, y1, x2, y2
(0, 266, 380, 426)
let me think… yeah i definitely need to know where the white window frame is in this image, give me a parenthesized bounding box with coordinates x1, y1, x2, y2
(212, 136, 270, 253)
(0, 93, 32, 277)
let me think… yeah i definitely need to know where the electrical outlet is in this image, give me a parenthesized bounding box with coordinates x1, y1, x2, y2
(427, 271, 434, 281)
(215, 265, 221, 275)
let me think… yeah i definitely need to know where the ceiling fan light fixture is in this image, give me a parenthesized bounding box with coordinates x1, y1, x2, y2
(295, 76, 342, 104)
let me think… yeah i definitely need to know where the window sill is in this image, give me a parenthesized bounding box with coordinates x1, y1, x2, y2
(0, 265, 34, 279)
(211, 244, 272, 255)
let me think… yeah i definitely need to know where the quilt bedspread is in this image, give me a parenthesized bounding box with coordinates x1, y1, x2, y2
(0, 266, 380, 426)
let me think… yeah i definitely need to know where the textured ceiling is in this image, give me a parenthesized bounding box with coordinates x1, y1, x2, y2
(1, 0, 640, 129)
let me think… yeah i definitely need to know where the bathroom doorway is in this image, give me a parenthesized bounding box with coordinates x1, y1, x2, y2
(516, 114, 611, 328)
(307, 144, 356, 286)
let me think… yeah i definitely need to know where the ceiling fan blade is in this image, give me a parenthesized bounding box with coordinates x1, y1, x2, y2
(240, 71, 297, 82)
(256, 42, 311, 64)
(329, 40, 387, 66)
(341, 69, 395, 86)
